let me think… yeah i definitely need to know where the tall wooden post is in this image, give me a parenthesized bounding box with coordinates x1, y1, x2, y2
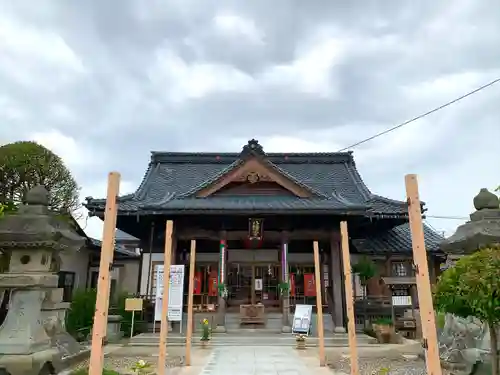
(405, 174, 442, 375)
(157, 220, 174, 375)
(185, 239, 197, 366)
(313, 241, 326, 366)
(89, 172, 120, 375)
(340, 221, 359, 375)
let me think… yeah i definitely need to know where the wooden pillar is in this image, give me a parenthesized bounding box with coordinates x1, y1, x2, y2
(89, 172, 120, 375)
(340, 221, 359, 375)
(215, 231, 227, 333)
(330, 233, 345, 332)
(313, 241, 326, 366)
(157, 220, 174, 375)
(405, 174, 442, 375)
(281, 232, 291, 332)
(185, 240, 197, 366)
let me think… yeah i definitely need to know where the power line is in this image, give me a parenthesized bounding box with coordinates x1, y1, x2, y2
(426, 215, 468, 220)
(337, 77, 500, 152)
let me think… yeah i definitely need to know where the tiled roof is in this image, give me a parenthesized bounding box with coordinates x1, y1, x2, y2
(88, 238, 139, 258)
(84, 141, 410, 217)
(352, 223, 444, 254)
(115, 229, 140, 242)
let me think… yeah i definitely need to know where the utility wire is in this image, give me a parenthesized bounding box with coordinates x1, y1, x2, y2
(426, 215, 468, 220)
(337, 77, 500, 152)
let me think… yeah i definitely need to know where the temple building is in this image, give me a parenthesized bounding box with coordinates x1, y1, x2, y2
(84, 139, 444, 333)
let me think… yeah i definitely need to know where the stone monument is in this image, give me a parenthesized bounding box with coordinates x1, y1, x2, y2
(439, 188, 500, 375)
(0, 186, 87, 375)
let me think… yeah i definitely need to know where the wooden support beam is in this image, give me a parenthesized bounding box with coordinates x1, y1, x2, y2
(185, 239, 197, 366)
(313, 241, 326, 366)
(405, 174, 441, 375)
(157, 220, 174, 375)
(340, 221, 359, 375)
(89, 172, 120, 375)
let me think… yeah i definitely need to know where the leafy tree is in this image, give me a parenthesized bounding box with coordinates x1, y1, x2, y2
(352, 255, 378, 287)
(352, 256, 378, 328)
(434, 246, 500, 375)
(0, 141, 80, 214)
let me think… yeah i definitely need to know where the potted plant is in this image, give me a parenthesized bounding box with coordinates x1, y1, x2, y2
(372, 318, 394, 344)
(200, 318, 211, 348)
(295, 334, 306, 350)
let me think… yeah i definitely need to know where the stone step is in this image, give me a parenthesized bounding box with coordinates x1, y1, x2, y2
(128, 333, 377, 347)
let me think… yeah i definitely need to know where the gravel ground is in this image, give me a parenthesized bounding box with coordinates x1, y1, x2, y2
(328, 357, 428, 375)
(69, 354, 183, 374)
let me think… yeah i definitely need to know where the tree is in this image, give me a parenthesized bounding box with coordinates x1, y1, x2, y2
(352, 256, 378, 328)
(434, 246, 500, 375)
(0, 141, 80, 214)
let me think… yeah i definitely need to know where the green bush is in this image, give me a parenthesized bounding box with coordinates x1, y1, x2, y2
(373, 317, 393, 326)
(66, 288, 97, 341)
(434, 246, 500, 375)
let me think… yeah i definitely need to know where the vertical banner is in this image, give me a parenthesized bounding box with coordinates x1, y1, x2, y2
(219, 240, 226, 285)
(208, 271, 218, 296)
(304, 273, 316, 296)
(290, 274, 295, 297)
(281, 242, 288, 282)
(194, 271, 202, 295)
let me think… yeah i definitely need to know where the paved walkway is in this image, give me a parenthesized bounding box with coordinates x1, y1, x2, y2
(197, 346, 330, 375)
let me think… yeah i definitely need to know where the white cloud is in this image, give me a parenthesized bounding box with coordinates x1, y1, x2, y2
(149, 48, 256, 103)
(213, 12, 265, 44)
(259, 29, 346, 97)
(31, 130, 96, 168)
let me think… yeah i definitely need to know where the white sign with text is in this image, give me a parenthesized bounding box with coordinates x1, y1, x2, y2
(154, 264, 185, 322)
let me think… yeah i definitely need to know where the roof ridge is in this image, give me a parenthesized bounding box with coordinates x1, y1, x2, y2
(150, 151, 354, 164)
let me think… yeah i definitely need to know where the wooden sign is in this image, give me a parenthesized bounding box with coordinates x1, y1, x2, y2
(248, 218, 264, 240)
(125, 298, 143, 312)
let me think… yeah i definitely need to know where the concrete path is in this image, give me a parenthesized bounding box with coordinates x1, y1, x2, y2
(196, 346, 331, 375)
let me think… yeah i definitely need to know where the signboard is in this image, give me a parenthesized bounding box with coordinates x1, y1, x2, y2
(248, 218, 264, 240)
(125, 298, 143, 312)
(154, 264, 185, 322)
(292, 304, 313, 335)
(255, 278, 263, 291)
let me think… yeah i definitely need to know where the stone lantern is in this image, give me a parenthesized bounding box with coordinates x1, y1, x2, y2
(0, 186, 86, 375)
(438, 188, 500, 375)
(440, 188, 500, 267)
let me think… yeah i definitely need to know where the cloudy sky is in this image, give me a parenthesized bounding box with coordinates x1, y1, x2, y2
(1, 0, 499, 240)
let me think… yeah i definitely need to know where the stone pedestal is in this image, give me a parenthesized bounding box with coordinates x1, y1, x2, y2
(0, 186, 86, 375)
(214, 297, 226, 333)
(106, 315, 123, 343)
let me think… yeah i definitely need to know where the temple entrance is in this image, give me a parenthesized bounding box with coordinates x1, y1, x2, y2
(226, 263, 281, 311)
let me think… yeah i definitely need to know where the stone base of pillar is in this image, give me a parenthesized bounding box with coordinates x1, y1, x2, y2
(334, 326, 346, 333)
(168, 321, 173, 332)
(281, 325, 292, 333)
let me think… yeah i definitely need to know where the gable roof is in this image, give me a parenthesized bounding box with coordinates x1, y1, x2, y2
(84, 139, 409, 217)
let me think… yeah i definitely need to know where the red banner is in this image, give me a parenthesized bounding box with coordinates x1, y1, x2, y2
(194, 271, 202, 294)
(304, 273, 316, 296)
(290, 274, 295, 297)
(208, 271, 218, 297)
